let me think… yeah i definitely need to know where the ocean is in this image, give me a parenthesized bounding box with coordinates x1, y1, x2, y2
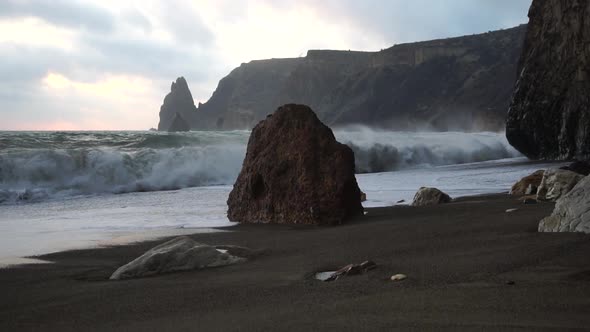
(0, 129, 564, 265)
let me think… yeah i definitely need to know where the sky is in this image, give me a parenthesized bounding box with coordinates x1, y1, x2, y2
(0, 0, 532, 130)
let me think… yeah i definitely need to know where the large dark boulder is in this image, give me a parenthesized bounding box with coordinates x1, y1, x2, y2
(506, 0, 590, 160)
(157, 77, 198, 131)
(227, 104, 363, 225)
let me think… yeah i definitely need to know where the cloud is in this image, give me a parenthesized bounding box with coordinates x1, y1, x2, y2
(0, 0, 532, 130)
(273, 0, 532, 46)
(156, 0, 213, 45)
(0, 0, 116, 33)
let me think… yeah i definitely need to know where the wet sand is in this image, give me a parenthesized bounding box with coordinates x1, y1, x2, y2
(1, 194, 589, 331)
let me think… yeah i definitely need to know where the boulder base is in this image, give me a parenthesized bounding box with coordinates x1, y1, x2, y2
(536, 169, 584, 202)
(227, 104, 363, 225)
(539, 176, 590, 233)
(411, 187, 451, 206)
(560, 161, 590, 176)
(110, 237, 244, 280)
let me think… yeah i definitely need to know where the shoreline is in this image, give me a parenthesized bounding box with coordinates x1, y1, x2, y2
(0, 157, 567, 266)
(0, 227, 233, 268)
(0, 190, 529, 267)
(2, 193, 590, 331)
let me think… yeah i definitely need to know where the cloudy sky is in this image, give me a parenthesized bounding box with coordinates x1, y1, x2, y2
(0, 0, 532, 130)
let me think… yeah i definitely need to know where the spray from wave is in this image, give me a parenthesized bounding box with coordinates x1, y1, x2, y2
(0, 129, 520, 204)
(333, 126, 521, 173)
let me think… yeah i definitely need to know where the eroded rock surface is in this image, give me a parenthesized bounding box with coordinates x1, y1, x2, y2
(411, 187, 451, 206)
(227, 104, 363, 225)
(539, 176, 590, 233)
(536, 169, 584, 202)
(510, 170, 545, 195)
(506, 0, 590, 160)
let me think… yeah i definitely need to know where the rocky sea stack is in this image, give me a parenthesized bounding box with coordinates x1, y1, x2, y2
(227, 104, 363, 225)
(167, 113, 191, 132)
(506, 0, 590, 160)
(158, 77, 198, 131)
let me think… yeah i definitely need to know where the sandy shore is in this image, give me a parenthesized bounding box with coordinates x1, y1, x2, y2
(1, 194, 589, 331)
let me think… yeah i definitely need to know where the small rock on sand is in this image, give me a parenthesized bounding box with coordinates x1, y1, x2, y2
(411, 187, 451, 206)
(390, 274, 407, 281)
(316, 260, 378, 281)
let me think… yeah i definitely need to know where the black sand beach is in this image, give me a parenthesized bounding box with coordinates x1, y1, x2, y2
(1, 194, 590, 331)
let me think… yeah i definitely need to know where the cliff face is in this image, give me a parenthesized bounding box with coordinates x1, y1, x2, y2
(506, 0, 590, 160)
(167, 113, 191, 132)
(157, 77, 198, 131)
(192, 26, 527, 131)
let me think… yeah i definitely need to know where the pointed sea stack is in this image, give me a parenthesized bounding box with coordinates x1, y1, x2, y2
(227, 104, 363, 225)
(506, 0, 590, 160)
(167, 113, 191, 132)
(158, 77, 198, 131)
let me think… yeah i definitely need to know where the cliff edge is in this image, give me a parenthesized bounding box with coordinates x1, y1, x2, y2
(192, 26, 526, 131)
(506, 0, 590, 160)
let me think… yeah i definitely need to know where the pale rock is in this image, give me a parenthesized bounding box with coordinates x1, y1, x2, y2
(536, 169, 584, 202)
(411, 187, 451, 206)
(110, 236, 245, 280)
(539, 176, 590, 233)
(390, 274, 407, 281)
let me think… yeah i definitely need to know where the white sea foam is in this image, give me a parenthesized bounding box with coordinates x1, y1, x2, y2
(0, 144, 245, 204)
(334, 126, 521, 173)
(0, 157, 566, 265)
(0, 130, 522, 204)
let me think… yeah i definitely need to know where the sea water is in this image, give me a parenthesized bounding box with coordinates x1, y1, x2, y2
(0, 129, 564, 265)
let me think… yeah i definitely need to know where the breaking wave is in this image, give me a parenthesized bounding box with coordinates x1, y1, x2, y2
(0, 129, 520, 204)
(333, 127, 521, 173)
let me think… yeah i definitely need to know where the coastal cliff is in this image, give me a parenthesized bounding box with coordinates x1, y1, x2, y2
(506, 0, 590, 160)
(189, 25, 526, 131)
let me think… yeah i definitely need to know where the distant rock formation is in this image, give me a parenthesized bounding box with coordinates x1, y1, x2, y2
(227, 104, 363, 225)
(157, 77, 198, 131)
(167, 112, 191, 132)
(188, 25, 526, 131)
(506, 0, 590, 160)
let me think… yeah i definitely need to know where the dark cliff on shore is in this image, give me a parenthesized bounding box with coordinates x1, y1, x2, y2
(170, 25, 526, 131)
(506, 0, 590, 160)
